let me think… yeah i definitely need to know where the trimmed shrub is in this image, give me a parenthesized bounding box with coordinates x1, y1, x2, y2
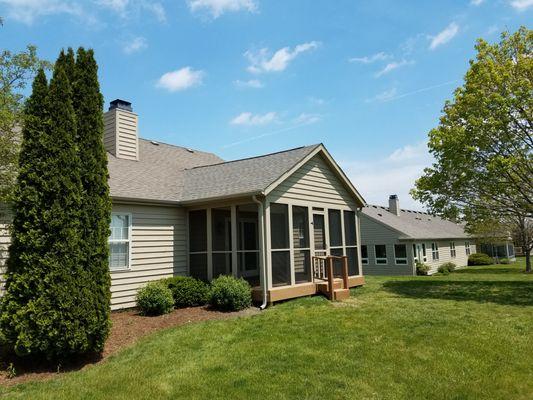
(163, 276, 209, 308)
(209, 276, 252, 311)
(438, 262, 456, 275)
(468, 253, 493, 266)
(136, 282, 174, 316)
(416, 261, 430, 276)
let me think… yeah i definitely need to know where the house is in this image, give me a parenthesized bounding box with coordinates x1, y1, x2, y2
(0, 99, 366, 310)
(360, 195, 476, 275)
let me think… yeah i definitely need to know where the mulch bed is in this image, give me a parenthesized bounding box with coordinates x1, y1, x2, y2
(0, 306, 259, 386)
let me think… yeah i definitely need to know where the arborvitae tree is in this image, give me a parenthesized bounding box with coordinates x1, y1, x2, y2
(72, 47, 112, 351)
(0, 60, 99, 359)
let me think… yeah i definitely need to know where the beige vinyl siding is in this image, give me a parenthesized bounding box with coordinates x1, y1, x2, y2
(110, 203, 186, 309)
(103, 108, 138, 161)
(268, 154, 358, 209)
(0, 204, 11, 294)
(424, 241, 475, 274)
(360, 214, 414, 275)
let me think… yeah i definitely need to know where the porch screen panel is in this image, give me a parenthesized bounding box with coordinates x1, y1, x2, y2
(343, 211, 356, 246)
(293, 206, 311, 283)
(237, 204, 260, 285)
(189, 210, 207, 280)
(212, 208, 232, 277)
(270, 203, 290, 286)
(328, 209, 342, 247)
(346, 247, 358, 275)
(330, 247, 344, 277)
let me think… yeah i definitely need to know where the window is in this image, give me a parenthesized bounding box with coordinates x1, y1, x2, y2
(431, 242, 439, 261)
(293, 206, 311, 283)
(413, 244, 417, 262)
(109, 213, 131, 271)
(361, 245, 368, 264)
(422, 243, 427, 262)
(465, 241, 471, 256)
(270, 203, 290, 286)
(375, 245, 387, 264)
(394, 244, 407, 265)
(343, 210, 358, 275)
(450, 241, 456, 258)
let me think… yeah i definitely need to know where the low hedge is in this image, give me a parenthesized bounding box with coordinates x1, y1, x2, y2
(209, 276, 252, 311)
(438, 262, 456, 275)
(136, 282, 174, 316)
(468, 253, 493, 266)
(163, 276, 210, 308)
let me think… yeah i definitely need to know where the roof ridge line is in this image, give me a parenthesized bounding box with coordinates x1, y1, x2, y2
(185, 144, 320, 171)
(138, 137, 217, 156)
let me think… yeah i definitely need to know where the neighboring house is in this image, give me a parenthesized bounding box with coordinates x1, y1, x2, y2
(0, 99, 366, 310)
(360, 195, 476, 275)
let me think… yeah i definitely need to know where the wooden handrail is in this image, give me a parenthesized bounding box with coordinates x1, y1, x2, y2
(312, 255, 350, 299)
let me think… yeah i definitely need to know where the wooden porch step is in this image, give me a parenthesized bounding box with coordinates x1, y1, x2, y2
(316, 279, 343, 295)
(333, 288, 350, 301)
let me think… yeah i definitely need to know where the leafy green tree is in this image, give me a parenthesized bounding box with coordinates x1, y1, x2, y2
(72, 47, 112, 349)
(0, 46, 50, 204)
(1, 58, 97, 358)
(412, 27, 532, 271)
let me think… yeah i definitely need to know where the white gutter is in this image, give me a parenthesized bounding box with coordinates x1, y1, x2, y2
(252, 195, 268, 310)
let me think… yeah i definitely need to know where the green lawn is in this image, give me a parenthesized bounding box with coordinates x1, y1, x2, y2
(2, 259, 533, 399)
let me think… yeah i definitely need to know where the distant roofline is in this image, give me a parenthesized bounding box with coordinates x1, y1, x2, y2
(365, 203, 432, 216)
(185, 144, 320, 171)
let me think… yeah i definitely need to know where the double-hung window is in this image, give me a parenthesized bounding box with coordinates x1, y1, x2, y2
(361, 245, 368, 264)
(465, 241, 471, 256)
(450, 242, 456, 258)
(109, 213, 131, 271)
(431, 242, 439, 261)
(394, 244, 407, 265)
(375, 245, 387, 264)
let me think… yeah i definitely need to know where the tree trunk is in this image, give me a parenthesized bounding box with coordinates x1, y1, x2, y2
(526, 250, 531, 273)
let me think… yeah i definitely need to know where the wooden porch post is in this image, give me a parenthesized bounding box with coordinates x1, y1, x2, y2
(327, 257, 334, 300)
(342, 256, 349, 290)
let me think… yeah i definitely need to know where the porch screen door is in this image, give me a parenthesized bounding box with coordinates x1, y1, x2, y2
(313, 214, 326, 257)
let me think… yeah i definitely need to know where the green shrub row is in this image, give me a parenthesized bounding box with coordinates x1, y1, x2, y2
(438, 262, 456, 275)
(136, 275, 252, 316)
(468, 253, 493, 266)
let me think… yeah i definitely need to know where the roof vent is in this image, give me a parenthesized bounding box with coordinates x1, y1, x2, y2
(186, 148, 194, 153)
(150, 141, 159, 145)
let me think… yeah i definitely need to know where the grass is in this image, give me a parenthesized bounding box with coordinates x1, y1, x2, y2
(2, 258, 532, 399)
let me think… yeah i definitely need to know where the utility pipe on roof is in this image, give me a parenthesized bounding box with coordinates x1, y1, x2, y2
(252, 195, 268, 310)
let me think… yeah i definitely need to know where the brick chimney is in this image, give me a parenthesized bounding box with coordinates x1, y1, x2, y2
(103, 99, 139, 161)
(389, 194, 400, 216)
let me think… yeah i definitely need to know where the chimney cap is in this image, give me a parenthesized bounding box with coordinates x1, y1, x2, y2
(389, 194, 398, 200)
(109, 99, 133, 112)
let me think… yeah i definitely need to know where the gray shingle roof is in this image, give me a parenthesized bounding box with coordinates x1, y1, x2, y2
(180, 144, 320, 202)
(108, 139, 222, 203)
(107, 140, 320, 204)
(362, 204, 471, 240)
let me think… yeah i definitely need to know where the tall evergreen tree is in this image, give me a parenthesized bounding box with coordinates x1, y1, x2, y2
(0, 59, 99, 358)
(72, 47, 112, 350)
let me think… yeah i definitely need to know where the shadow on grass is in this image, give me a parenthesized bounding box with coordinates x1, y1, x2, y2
(454, 266, 524, 275)
(383, 280, 533, 306)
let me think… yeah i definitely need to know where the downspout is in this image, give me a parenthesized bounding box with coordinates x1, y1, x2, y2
(252, 195, 268, 310)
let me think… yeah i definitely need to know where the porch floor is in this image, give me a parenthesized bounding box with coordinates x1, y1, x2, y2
(251, 275, 365, 303)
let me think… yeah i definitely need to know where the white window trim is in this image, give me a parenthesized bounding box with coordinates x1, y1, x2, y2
(109, 212, 132, 272)
(394, 244, 408, 265)
(361, 244, 369, 265)
(374, 244, 387, 265)
(450, 241, 456, 258)
(431, 242, 439, 261)
(465, 241, 471, 256)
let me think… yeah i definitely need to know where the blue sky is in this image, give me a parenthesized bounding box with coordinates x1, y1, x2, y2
(1, 0, 531, 209)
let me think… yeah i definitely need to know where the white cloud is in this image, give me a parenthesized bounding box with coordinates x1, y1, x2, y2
(123, 36, 148, 54)
(245, 41, 320, 74)
(96, 0, 166, 22)
(509, 0, 533, 10)
(293, 113, 322, 125)
(429, 22, 459, 50)
(156, 67, 204, 92)
(375, 60, 413, 77)
(341, 141, 433, 211)
(230, 112, 277, 126)
(349, 52, 390, 64)
(234, 79, 264, 88)
(0, 0, 83, 24)
(470, 0, 484, 5)
(366, 88, 398, 103)
(308, 96, 327, 106)
(188, 0, 257, 18)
